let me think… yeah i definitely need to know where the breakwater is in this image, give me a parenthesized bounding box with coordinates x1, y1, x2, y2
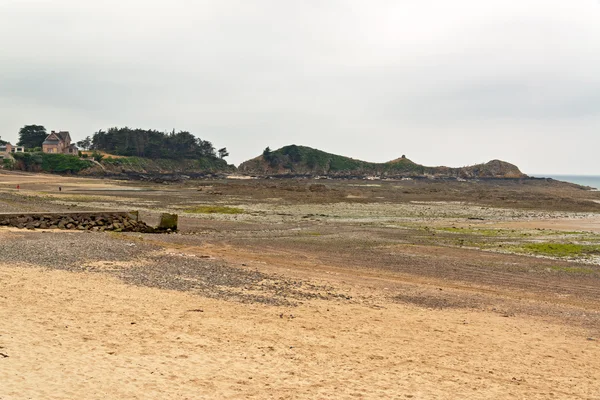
(0, 211, 177, 233)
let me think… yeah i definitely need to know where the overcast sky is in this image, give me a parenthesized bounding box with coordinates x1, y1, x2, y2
(1, 0, 599, 174)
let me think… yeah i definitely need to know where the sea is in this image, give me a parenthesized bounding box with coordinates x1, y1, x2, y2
(533, 175, 600, 190)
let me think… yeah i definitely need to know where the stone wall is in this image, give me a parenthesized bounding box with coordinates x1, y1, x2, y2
(0, 211, 173, 233)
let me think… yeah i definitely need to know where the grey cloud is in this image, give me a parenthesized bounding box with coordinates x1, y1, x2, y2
(1, 0, 599, 174)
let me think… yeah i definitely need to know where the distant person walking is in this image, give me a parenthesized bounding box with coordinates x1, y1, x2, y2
(16, 184, 20, 190)
(59, 186, 62, 192)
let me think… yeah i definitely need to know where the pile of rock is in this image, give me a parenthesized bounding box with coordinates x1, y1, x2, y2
(0, 212, 166, 233)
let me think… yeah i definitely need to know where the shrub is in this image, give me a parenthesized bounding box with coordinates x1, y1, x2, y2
(2, 158, 15, 169)
(13, 152, 92, 173)
(91, 151, 104, 162)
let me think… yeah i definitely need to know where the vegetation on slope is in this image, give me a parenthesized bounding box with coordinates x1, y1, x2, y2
(12, 152, 93, 173)
(99, 155, 234, 174)
(263, 145, 368, 172)
(238, 145, 524, 178)
(240, 145, 425, 175)
(90, 127, 227, 161)
(80, 127, 234, 175)
(7, 152, 233, 176)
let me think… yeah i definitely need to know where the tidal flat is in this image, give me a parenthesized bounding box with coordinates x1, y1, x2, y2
(1, 171, 600, 399)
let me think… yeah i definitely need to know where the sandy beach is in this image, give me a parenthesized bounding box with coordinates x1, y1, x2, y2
(1, 171, 600, 399)
(2, 264, 598, 400)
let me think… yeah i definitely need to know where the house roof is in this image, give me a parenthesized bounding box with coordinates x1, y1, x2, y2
(44, 131, 71, 144)
(55, 131, 71, 142)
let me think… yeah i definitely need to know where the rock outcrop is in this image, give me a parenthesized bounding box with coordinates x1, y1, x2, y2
(458, 160, 524, 179)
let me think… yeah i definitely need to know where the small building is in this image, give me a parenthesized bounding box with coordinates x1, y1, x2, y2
(0, 143, 23, 154)
(42, 131, 78, 155)
(0, 143, 13, 154)
(0, 142, 22, 163)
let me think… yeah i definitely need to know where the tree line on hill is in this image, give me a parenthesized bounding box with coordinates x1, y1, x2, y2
(87, 127, 228, 160)
(11, 125, 229, 161)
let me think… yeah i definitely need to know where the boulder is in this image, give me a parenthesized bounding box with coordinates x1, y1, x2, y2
(157, 213, 178, 231)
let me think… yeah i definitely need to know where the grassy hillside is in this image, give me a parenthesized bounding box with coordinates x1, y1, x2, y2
(240, 145, 423, 175)
(99, 155, 234, 174)
(8, 152, 234, 176)
(238, 145, 524, 178)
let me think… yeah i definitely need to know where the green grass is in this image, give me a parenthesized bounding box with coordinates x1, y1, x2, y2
(185, 206, 244, 214)
(548, 265, 596, 274)
(435, 227, 515, 237)
(521, 243, 600, 257)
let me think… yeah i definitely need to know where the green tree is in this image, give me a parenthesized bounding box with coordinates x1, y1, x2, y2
(17, 125, 47, 148)
(76, 136, 92, 150)
(218, 147, 229, 159)
(262, 147, 280, 167)
(89, 127, 218, 160)
(262, 147, 273, 161)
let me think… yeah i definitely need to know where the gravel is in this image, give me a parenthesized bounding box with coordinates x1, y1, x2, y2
(0, 231, 151, 268)
(0, 230, 350, 306)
